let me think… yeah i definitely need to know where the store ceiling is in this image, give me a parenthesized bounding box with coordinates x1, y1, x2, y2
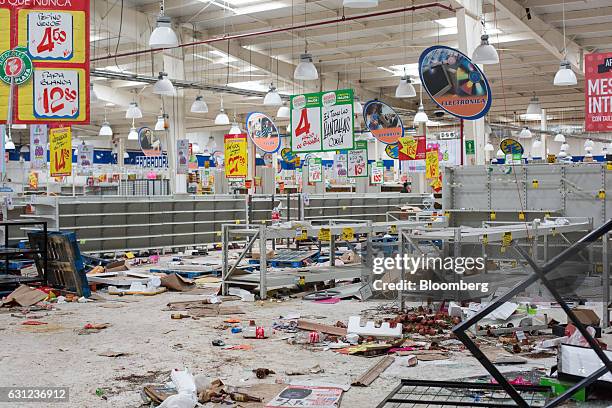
(85, 0, 612, 137)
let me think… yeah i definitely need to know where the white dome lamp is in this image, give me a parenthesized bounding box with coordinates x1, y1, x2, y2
(149, 0, 179, 48)
(154, 113, 167, 131)
(553, 1, 577, 86)
(525, 92, 542, 120)
(276, 104, 290, 119)
(294, 53, 318, 80)
(125, 102, 143, 119)
(263, 83, 282, 106)
(519, 127, 532, 139)
(215, 97, 230, 125)
(191, 95, 208, 113)
(496, 149, 505, 159)
(413, 84, 428, 124)
(343, 0, 378, 8)
(484, 142, 494, 152)
(472, 34, 499, 64)
(229, 121, 242, 135)
(128, 126, 139, 141)
(152, 72, 176, 96)
(5, 136, 15, 150)
(554, 133, 565, 143)
(395, 74, 416, 98)
(99, 110, 113, 136)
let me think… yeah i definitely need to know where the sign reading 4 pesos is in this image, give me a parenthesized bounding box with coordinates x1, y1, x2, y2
(0, 0, 90, 125)
(0, 47, 33, 85)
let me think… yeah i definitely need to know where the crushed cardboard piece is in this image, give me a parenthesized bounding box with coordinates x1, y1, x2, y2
(1, 285, 47, 307)
(160, 273, 195, 292)
(297, 320, 347, 336)
(351, 356, 395, 387)
(571, 308, 600, 326)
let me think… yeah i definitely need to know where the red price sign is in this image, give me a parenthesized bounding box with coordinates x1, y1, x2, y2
(28, 12, 73, 60)
(34, 70, 80, 119)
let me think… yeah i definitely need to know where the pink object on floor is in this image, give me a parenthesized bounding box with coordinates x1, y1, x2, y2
(314, 297, 341, 304)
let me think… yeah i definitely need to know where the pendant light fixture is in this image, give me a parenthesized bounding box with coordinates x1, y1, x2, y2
(128, 126, 139, 140)
(215, 97, 230, 125)
(99, 109, 113, 136)
(276, 104, 290, 119)
(90, 83, 99, 103)
(190, 95, 208, 113)
(149, 0, 179, 48)
(125, 102, 143, 119)
(395, 76, 416, 98)
(294, 53, 318, 80)
(154, 112, 168, 131)
(519, 127, 532, 138)
(472, 14, 499, 65)
(353, 97, 363, 116)
(553, 0, 577, 86)
(484, 142, 494, 151)
(554, 133, 565, 143)
(5, 136, 15, 150)
(153, 72, 175, 96)
(229, 122, 242, 135)
(263, 83, 282, 106)
(525, 92, 542, 119)
(342, 0, 378, 8)
(413, 84, 428, 124)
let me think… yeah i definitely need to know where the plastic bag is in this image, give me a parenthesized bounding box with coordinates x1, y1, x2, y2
(158, 393, 197, 408)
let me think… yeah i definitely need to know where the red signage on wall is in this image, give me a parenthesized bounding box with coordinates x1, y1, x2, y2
(585, 52, 612, 132)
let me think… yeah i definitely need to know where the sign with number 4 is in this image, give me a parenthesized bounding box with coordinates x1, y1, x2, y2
(28, 12, 73, 60)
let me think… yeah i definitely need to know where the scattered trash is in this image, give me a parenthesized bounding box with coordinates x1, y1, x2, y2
(351, 356, 395, 387)
(1, 285, 47, 307)
(266, 385, 343, 408)
(347, 316, 402, 338)
(78, 323, 111, 335)
(212, 339, 226, 347)
(253, 368, 275, 379)
(98, 351, 129, 357)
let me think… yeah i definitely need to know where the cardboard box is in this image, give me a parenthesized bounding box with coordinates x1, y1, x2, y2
(570, 308, 600, 326)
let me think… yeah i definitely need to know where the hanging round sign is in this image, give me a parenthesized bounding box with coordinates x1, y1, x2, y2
(245, 112, 281, 153)
(362, 100, 404, 144)
(418, 45, 492, 120)
(280, 147, 298, 163)
(385, 143, 399, 159)
(138, 127, 162, 157)
(0, 47, 33, 85)
(500, 138, 524, 155)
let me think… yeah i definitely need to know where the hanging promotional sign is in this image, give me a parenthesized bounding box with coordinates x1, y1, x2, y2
(280, 147, 298, 164)
(139, 127, 162, 157)
(347, 140, 368, 178)
(30, 124, 47, 169)
(77, 143, 92, 173)
(176, 139, 189, 174)
(290, 89, 354, 153)
(385, 143, 399, 159)
(363, 100, 404, 144)
(49, 126, 71, 177)
(333, 153, 348, 179)
(585, 52, 612, 131)
(0, 0, 90, 124)
(371, 160, 384, 184)
(425, 147, 440, 179)
(188, 143, 198, 170)
(436, 138, 461, 167)
(500, 138, 524, 155)
(419, 46, 492, 120)
(245, 112, 281, 153)
(224, 133, 248, 178)
(398, 135, 426, 161)
(308, 157, 322, 183)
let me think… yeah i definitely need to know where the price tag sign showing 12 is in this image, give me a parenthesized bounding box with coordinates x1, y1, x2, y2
(34, 70, 79, 119)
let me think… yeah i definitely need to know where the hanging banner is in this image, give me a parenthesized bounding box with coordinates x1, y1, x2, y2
(436, 138, 461, 167)
(585, 52, 612, 131)
(290, 89, 354, 152)
(49, 126, 71, 177)
(419, 46, 492, 120)
(224, 133, 247, 178)
(308, 157, 322, 183)
(76, 143, 92, 173)
(245, 112, 281, 153)
(188, 143, 198, 170)
(139, 127, 162, 157)
(333, 153, 348, 179)
(347, 140, 368, 178)
(30, 124, 47, 169)
(371, 160, 384, 184)
(363, 100, 404, 144)
(176, 139, 189, 174)
(385, 143, 399, 159)
(398, 135, 426, 161)
(425, 147, 440, 179)
(0, 0, 90, 124)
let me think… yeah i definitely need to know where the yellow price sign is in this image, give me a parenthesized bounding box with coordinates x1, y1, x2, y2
(481, 234, 488, 245)
(607, 162, 612, 171)
(518, 212, 525, 221)
(389, 225, 397, 234)
(444, 211, 450, 218)
(341, 227, 354, 241)
(296, 228, 308, 241)
(532, 180, 539, 189)
(552, 227, 557, 237)
(502, 232, 512, 247)
(125, 252, 135, 259)
(490, 212, 496, 221)
(235, 219, 241, 224)
(318, 228, 331, 242)
(598, 190, 606, 200)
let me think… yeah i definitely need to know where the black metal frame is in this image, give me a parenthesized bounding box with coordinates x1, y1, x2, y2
(0, 220, 48, 285)
(452, 219, 612, 408)
(376, 379, 552, 407)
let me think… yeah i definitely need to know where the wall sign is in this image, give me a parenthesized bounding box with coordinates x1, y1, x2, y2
(76, 143, 92, 174)
(49, 126, 71, 177)
(0, 47, 32, 85)
(135, 155, 168, 168)
(29, 124, 47, 169)
(139, 127, 162, 157)
(347, 140, 368, 178)
(290, 89, 354, 153)
(585, 52, 612, 131)
(224, 133, 248, 178)
(308, 157, 322, 183)
(245, 112, 281, 153)
(333, 153, 347, 179)
(177, 139, 189, 174)
(398, 135, 426, 161)
(425, 147, 440, 179)
(500, 138, 524, 155)
(363, 100, 403, 144)
(371, 160, 384, 184)
(419, 46, 492, 120)
(0, 0, 90, 125)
